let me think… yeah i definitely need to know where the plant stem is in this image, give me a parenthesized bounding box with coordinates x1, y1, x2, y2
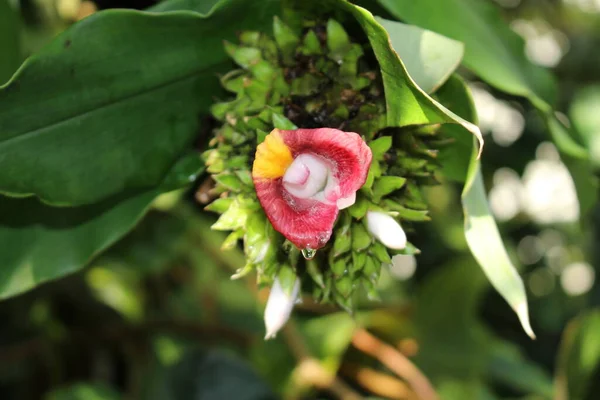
(351, 328, 439, 400)
(283, 320, 362, 400)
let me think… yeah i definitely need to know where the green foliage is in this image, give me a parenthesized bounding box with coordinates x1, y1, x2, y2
(571, 85, 600, 167)
(0, 0, 598, 399)
(0, 154, 203, 299)
(0, 1, 279, 206)
(149, 351, 277, 400)
(45, 383, 121, 400)
(556, 310, 600, 400)
(339, 1, 482, 146)
(378, 0, 597, 220)
(0, 0, 20, 84)
(436, 74, 534, 336)
(375, 17, 464, 93)
(377, 0, 557, 105)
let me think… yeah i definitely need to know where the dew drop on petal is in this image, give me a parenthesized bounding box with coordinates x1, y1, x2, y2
(301, 248, 317, 260)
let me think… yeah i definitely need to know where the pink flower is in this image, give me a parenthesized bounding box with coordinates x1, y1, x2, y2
(252, 128, 372, 250)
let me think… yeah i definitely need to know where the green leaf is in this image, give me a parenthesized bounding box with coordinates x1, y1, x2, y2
(277, 265, 297, 295)
(439, 75, 533, 337)
(273, 16, 300, 59)
(0, 0, 279, 206)
(335, 1, 483, 153)
(224, 41, 262, 69)
(351, 223, 371, 252)
(0, 155, 203, 300)
(384, 200, 430, 221)
(378, 0, 556, 106)
(435, 74, 476, 182)
(568, 86, 600, 212)
(0, 0, 20, 84)
(272, 112, 298, 130)
(463, 157, 533, 338)
(368, 136, 392, 158)
(45, 383, 121, 400)
(221, 229, 244, 250)
(570, 85, 600, 151)
(332, 227, 351, 257)
(372, 176, 407, 199)
(375, 17, 464, 93)
(555, 310, 600, 400)
(334, 275, 353, 298)
(205, 197, 234, 213)
(327, 19, 352, 62)
(487, 340, 553, 397)
(378, 0, 594, 208)
(301, 30, 322, 56)
(545, 115, 597, 219)
(212, 198, 250, 231)
(214, 173, 243, 192)
(348, 194, 369, 219)
(369, 241, 391, 264)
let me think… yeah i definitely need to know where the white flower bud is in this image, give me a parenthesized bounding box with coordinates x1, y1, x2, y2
(264, 277, 300, 339)
(366, 211, 406, 250)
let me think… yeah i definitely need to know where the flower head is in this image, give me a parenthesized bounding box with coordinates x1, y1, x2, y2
(205, 18, 440, 308)
(252, 128, 372, 250)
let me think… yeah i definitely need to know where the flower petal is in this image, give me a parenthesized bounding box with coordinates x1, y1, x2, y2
(253, 128, 372, 249)
(336, 192, 356, 210)
(254, 179, 338, 249)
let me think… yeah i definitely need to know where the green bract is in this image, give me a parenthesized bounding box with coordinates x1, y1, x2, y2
(204, 16, 442, 308)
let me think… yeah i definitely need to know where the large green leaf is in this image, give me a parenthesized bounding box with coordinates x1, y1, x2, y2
(0, 0, 278, 206)
(0, 154, 202, 300)
(375, 17, 464, 94)
(0, 0, 20, 83)
(555, 310, 600, 400)
(377, 0, 556, 107)
(336, 1, 482, 149)
(436, 75, 534, 338)
(375, 0, 590, 161)
(462, 153, 533, 338)
(378, 0, 596, 219)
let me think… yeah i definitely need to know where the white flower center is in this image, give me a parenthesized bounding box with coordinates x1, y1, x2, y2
(283, 153, 333, 199)
(282, 153, 357, 209)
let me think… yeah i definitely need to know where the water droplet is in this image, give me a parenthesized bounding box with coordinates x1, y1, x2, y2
(302, 248, 316, 260)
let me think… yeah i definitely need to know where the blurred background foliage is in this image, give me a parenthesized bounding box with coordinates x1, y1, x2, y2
(1, 0, 600, 399)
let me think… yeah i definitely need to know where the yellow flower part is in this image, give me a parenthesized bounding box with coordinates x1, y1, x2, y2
(253, 129, 293, 179)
